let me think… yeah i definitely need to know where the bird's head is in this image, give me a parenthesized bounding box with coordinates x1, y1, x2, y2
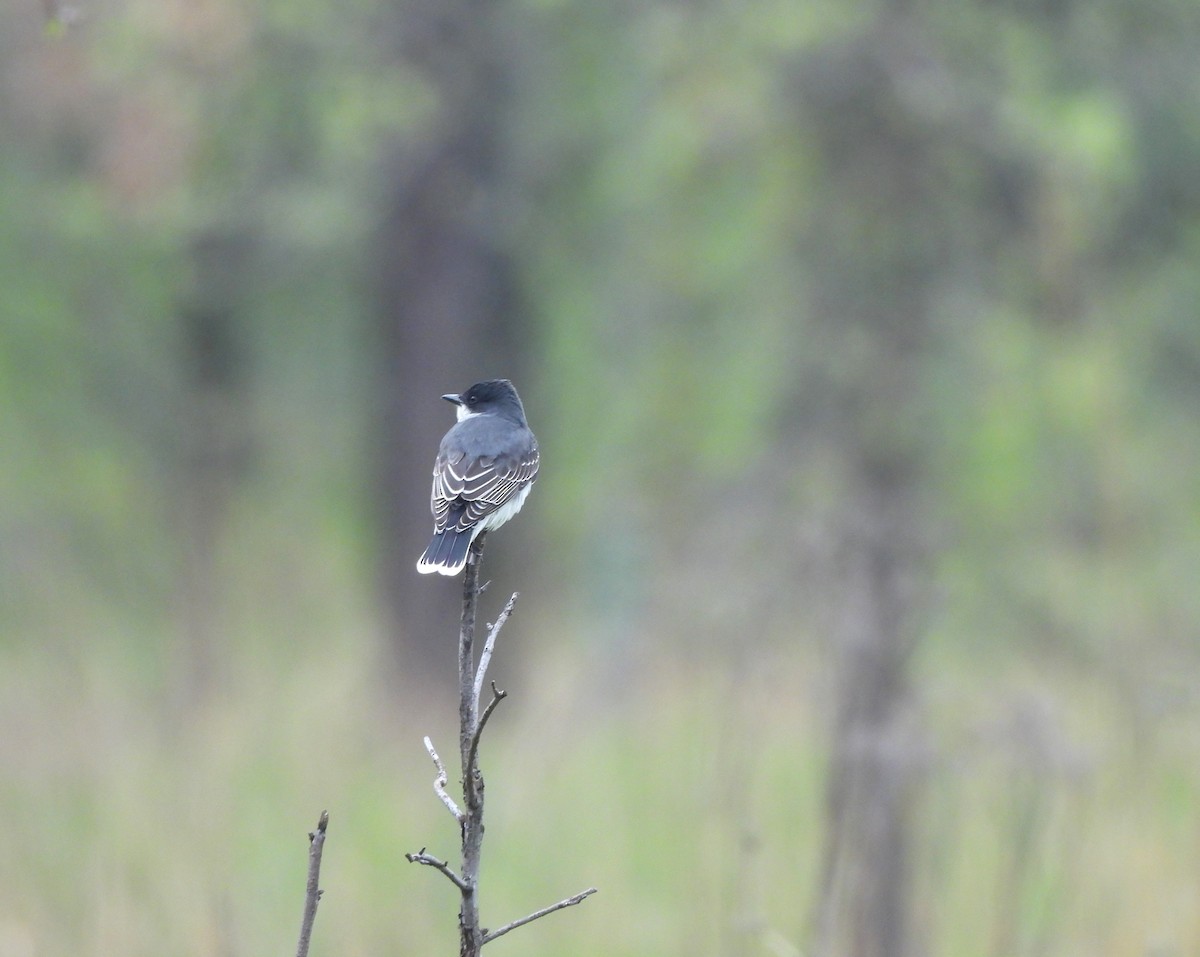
(443, 379, 527, 425)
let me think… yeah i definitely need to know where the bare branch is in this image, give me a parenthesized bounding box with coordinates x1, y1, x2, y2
(478, 681, 508, 741)
(467, 681, 508, 778)
(412, 530, 595, 954)
(459, 536, 485, 778)
(423, 735, 464, 822)
(474, 591, 519, 703)
(405, 849, 471, 893)
(482, 888, 599, 945)
(295, 810, 329, 957)
(458, 535, 486, 955)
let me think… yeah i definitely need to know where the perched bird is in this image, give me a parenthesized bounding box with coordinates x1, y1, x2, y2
(416, 379, 540, 576)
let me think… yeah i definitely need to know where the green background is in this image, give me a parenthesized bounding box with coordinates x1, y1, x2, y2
(2, 0, 1199, 953)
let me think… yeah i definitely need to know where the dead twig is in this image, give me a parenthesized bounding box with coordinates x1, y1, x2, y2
(405, 849, 471, 893)
(423, 735, 464, 822)
(467, 681, 508, 780)
(457, 536, 487, 955)
(474, 591, 518, 704)
(409, 533, 596, 954)
(482, 887, 600, 944)
(295, 810, 329, 957)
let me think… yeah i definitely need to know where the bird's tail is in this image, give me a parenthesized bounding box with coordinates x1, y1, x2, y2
(416, 528, 475, 576)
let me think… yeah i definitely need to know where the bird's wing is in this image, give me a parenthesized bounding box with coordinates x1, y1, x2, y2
(431, 443, 539, 534)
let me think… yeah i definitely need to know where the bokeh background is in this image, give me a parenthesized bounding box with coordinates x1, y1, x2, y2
(3, 0, 1200, 954)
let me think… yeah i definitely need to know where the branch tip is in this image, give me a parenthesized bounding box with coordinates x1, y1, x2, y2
(296, 810, 331, 957)
(406, 849, 471, 892)
(474, 591, 519, 703)
(482, 887, 599, 944)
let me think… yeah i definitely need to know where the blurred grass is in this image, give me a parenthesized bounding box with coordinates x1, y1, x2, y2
(1, 603, 1198, 957)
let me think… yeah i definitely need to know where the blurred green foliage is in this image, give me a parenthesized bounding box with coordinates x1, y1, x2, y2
(2, 0, 1200, 953)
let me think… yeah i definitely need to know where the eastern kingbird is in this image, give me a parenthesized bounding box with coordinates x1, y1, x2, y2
(416, 379, 540, 576)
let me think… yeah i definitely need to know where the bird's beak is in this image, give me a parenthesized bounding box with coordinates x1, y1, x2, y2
(442, 393, 463, 406)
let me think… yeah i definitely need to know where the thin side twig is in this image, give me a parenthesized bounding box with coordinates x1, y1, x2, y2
(423, 735, 464, 821)
(405, 849, 471, 893)
(482, 887, 599, 945)
(467, 681, 508, 779)
(473, 591, 519, 704)
(295, 810, 330, 957)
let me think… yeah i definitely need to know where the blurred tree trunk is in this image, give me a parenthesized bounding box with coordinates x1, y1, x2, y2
(811, 442, 926, 957)
(792, 18, 948, 956)
(174, 230, 253, 708)
(372, 0, 523, 687)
